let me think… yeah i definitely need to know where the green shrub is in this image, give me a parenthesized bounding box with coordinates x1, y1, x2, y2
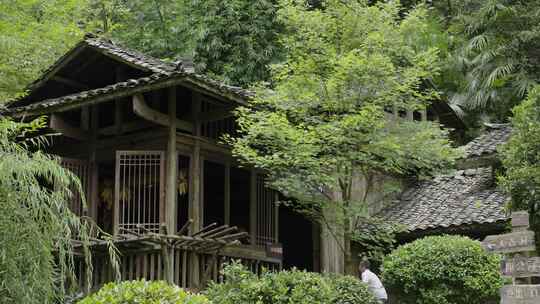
(382, 235, 504, 304)
(205, 262, 378, 304)
(77, 280, 209, 304)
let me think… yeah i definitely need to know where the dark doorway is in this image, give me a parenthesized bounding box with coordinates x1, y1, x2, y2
(230, 167, 251, 239)
(203, 160, 225, 226)
(177, 155, 190, 231)
(279, 205, 315, 271)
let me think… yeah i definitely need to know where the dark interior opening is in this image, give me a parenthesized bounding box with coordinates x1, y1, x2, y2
(279, 205, 315, 271)
(97, 160, 115, 234)
(203, 160, 225, 227)
(230, 167, 251, 237)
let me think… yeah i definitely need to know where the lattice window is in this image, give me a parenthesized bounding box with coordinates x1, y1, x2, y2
(60, 157, 90, 216)
(115, 151, 165, 235)
(256, 174, 278, 245)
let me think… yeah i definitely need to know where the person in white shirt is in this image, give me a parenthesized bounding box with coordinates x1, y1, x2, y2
(359, 260, 388, 304)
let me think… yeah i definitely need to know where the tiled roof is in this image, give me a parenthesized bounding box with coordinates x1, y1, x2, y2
(3, 70, 253, 115)
(3, 35, 253, 114)
(463, 124, 512, 158)
(377, 167, 509, 233)
(84, 37, 176, 74)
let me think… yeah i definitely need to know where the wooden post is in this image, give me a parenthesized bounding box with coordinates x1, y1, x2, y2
(420, 109, 427, 121)
(224, 164, 230, 225)
(189, 92, 202, 288)
(165, 88, 177, 285)
(166, 87, 178, 234)
(407, 109, 414, 121)
(250, 170, 257, 247)
(89, 105, 99, 221)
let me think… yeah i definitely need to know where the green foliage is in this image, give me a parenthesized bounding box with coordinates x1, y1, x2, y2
(0, 0, 86, 101)
(85, 0, 195, 59)
(78, 280, 209, 304)
(499, 85, 540, 248)
(190, 0, 283, 86)
(500, 86, 540, 213)
(382, 235, 504, 304)
(205, 262, 378, 304)
(440, 0, 540, 121)
(0, 117, 92, 303)
(228, 0, 462, 260)
(352, 218, 406, 267)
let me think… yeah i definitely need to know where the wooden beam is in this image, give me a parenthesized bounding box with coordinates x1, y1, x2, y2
(52, 76, 90, 90)
(99, 120, 155, 136)
(49, 114, 89, 140)
(132, 94, 193, 133)
(166, 87, 178, 235)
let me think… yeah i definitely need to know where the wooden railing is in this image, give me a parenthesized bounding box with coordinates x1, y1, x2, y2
(74, 244, 281, 293)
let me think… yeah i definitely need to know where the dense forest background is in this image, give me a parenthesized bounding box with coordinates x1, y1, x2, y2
(1, 0, 539, 137)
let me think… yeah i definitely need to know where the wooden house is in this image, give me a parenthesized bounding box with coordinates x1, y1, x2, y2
(2, 35, 467, 291)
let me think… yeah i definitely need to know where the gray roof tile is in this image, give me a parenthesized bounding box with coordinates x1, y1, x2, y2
(377, 167, 509, 232)
(463, 124, 512, 158)
(3, 36, 254, 114)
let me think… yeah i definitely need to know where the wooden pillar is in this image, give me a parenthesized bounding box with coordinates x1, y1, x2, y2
(250, 170, 257, 247)
(407, 109, 414, 121)
(224, 164, 231, 225)
(421, 109, 427, 121)
(166, 87, 178, 234)
(89, 105, 99, 222)
(165, 88, 177, 284)
(189, 92, 202, 287)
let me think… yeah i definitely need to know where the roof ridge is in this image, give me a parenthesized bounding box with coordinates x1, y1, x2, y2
(83, 36, 176, 73)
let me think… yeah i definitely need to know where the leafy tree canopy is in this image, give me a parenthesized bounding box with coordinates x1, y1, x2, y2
(0, 0, 86, 101)
(228, 0, 462, 267)
(500, 86, 540, 214)
(436, 0, 540, 123)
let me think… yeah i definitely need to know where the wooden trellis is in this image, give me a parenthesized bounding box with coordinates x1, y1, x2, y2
(74, 221, 255, 291)
(115, 151, 165, 235)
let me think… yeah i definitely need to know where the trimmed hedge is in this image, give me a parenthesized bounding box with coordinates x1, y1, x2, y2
(205, 262, 379, 304)
(77, 280, 209, 304)
(382, 235, 504, 304)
